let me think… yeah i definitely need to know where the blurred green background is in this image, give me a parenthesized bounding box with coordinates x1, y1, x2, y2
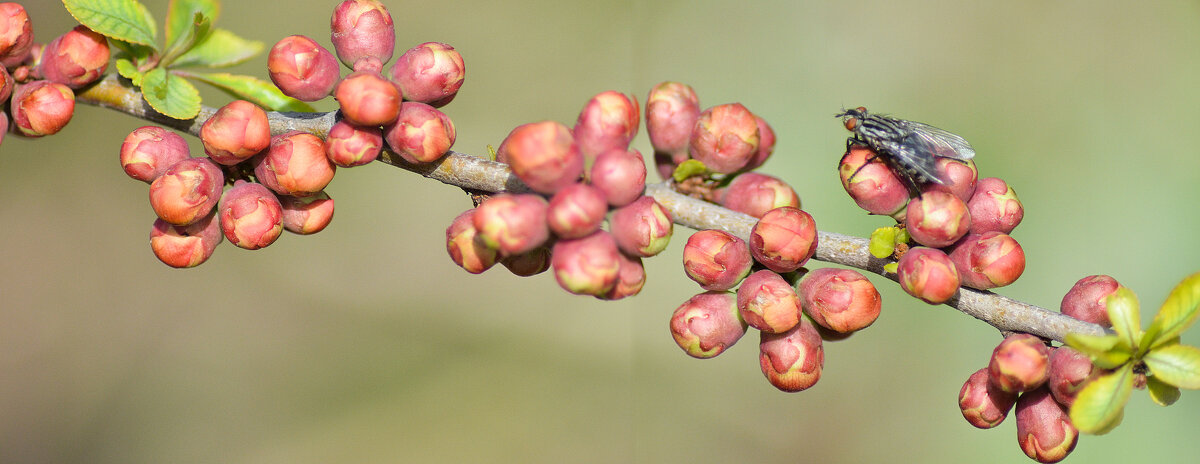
(3, 0, 1200, 462)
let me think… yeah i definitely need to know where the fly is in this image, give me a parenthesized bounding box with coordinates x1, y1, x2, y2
(837, 107, 975, 193)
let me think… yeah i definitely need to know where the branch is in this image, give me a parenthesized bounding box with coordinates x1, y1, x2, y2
(77, 74, 1108, 342)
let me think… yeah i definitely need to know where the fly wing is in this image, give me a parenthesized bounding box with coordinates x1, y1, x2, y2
(881, 137, 946, 185)
(897, 120, 976, 160)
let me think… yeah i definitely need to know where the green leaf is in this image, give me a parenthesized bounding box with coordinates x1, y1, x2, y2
(141, 68, 202, 119)
(183, 72, 314, 112)
(110, 39, 156, 62)
(673, 159, 709, 183)
(1069, 364, 1133, 435)
(171, 28, 263, 68)
(114, 58, 144, 86)
(1143, 272, 1200, 353)
(869, 227, 897, 258)
(1146, 375, 1181, 406)
(882, 262, 899, 274)
(165, 0, 219, 51)
(160, 12, 212, 67)
(895, 227, 911, 244)
(1105, 287, 1141, 350)
(1144, 343, 1200, 389)
(1064, 332, 1132, 369)
(62, 0, 158, 48)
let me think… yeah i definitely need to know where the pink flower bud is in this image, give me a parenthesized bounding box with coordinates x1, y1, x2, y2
(717, 172, 801, 219)
(839, 146, 908, 216)
(759, 317, 824, 392)
(11, 80, 74, 137)
(267, 35, 340, 102)
(39, 26, 109, 89)
(683, 229, 753, 291)
(958, 368, 1017, 429)
(148, 158, 224, 226)
(547, 183, 607, 239)
(948, 232, 1026, 290)
(896, 247, 960, 304)
(1047, 347, 1096, 408)
(219, 181, 284, 250)
(905, 190, 971, 248)
(330, 0, 395, 68)
(254, 131, 337, 197)
(1059, 275, 1121, 327)
(1015, 387, 1078, 463)
(390, 42, 465, 107)
(574, 90, 639, 162)
(120, 126, 190, 183)
(798, 268, 881, 334)
(670, 291, 746, 358)
(589, 148, 646, 207)
(325, 120, 382, 167)
(500, 246, 551, 277)
(201, 100, 271, 165)
(646, 81, 700, 157)
(551, 230, 622, 297)
(989, 334, 1051, 394)
(383, 101, 456, 163)
(0, 66, 12, 103)
(609, 196, 673, 257)
(924, 158, 977, 202)
(601, 253, 646, 300)
(472, 193, 550, 256)
(499, 121, 583, 194)
(149, 212, 223, 268)
(279, 191, 335, 235)
(446, 208, 498, 274)
(335, 70, 401, 126)
(741, 115, 776, 171)
(0, 3, 33, 67)
(968, 177, 1024, 235)
(749, 207, 818, 273)
(737, 270, 802, 333)
(688, 103, 759, 174)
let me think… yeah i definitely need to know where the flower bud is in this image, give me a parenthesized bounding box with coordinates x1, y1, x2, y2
(959, 367, 1017, 429)
(989, 333, 1051, 394)
(1059, 275, 1120, 327)
(325, 120, 382, 167)
(688, 103, 759, 173)
(0, 3, 33, 67)
(11, 80, 74, 137)
(718, 172, 801, 219)
(1047, 347, 1096, 408)
(670, 291, 747, 358)
(383, 101, 456, 163)
(500, 245, 551, 277)
(267, 35, 340, 101)
(148, 157, 224, 226)
(741, 115, 776, 171)
(335, 70, 401, 126)
(798, 268, 881, 334)
(499, 121, 583, 194)
(573, 90, 639, 162)
(330, 0, 395, 68)
(0, 112, 7, 147)
(254, 131, 337, 197)
(968, 177, 1024, 235)
(737, 270, 802, 333)
(39, 26, 109, 89)
(0, 66, 13, 103)
(905, 191, 971, 248)
(120, 126, 191, 183)
(279, 191, 335, 235)
(218, 181, 284, 250)
(609, 196, 673, 257)
(646, 81, 700, 158)
(473, 193, 550, 256)
(839, 146, 908, 216)
(1016, 387, 1078, 463)
(601, 253, 646, 300)
(149, 212, 223, 268)
(683, 229, 753, 291)
(948, 231, 1026, 290)
(551, 230, 622, 297)
(924, 158, 977, 202)
(896, 247, 960, 304)
(749, 207, 817, 273)
(547, 182, 607, 239)
(759, 317, 824, 392)
(390, 42, 465, 107)
(446, 208, 498, 274)
(589, 148, 646, 207)
(200, 100, 271, 165)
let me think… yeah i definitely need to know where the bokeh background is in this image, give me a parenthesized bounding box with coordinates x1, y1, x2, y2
(4, 0, 1200, 462)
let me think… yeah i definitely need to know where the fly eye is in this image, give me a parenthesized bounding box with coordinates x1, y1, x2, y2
(856, 106, 867, 113)
(844, 117, 858, 131)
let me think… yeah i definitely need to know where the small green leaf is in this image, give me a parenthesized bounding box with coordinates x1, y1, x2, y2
(1143, 272, 1200, 353)
(141, 68, 202, 119)
(1144, 343, 1200, 389)
(882, 262, 898, 274)
(160, 12, 212, 67)
(110, 39, 156, 62)
(1105, 287, 1141, 350)
(1146, 375, 1181, 406)
(171, 28, 263, 68)
(1064, 332, 1132, 369)
(114, 58, 144, 86)
(1069, 364, 1133, 435)
(63, 0, 158, 48)
(183, 72, 314, 112)
(869, 227, 897, 258)
(672, 159, 709, 182)
(165, 0, 219, 50)
(894, 227, 911, 244)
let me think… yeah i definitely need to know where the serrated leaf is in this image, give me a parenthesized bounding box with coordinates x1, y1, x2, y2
(171, 28, 263, 68)
(869, 227, 897, 258)
(160, 13, 212, 67)
(110, 39, 156, 61)
(165, 0, 219, 50)
(183, 72, 314, 112)
(141, 68, 202, 119)
(1144, 343, 1200, 389)
(1106, 287, 1141, 351)
(1143, 272, 1200, 353)
(1065, 332, 1132, 369)
(114, 58, 143, 86)
(63, 0, 158, 48)
(673, 159, 709, 183)
(1069, 364, 1133, 435)
(1146, 375, 1181, 406)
